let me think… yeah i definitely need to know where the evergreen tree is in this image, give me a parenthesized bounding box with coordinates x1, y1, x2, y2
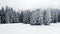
(1, 7, 6, 23)
(43, 9, 51, 25)
(20, 11, 24, 23)
(23, 10, 31, 24)
(30, 9, 43, 25)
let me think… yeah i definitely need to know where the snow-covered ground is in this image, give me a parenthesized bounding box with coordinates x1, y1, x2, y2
(0, 23, 60, 34)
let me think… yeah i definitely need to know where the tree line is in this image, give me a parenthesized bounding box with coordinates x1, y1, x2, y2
(0, 6, 60, 25)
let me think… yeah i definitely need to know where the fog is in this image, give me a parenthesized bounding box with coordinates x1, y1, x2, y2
(0, 0, 60, 10)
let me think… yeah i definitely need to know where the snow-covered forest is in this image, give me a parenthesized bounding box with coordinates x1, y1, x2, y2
(0, 6, 60, 25)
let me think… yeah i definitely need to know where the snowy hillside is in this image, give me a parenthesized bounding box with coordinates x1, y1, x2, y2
(0, 23, 60, 34)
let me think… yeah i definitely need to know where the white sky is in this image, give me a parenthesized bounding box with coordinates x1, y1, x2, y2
(0, 0, 60, 10)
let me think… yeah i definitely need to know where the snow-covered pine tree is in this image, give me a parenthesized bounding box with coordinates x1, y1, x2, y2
(15, 12, 20, 23)
(20, 11, 24, 23)
(30, 10, 37, 25)
(1, 7, 6, 23)
(35, 9, 43, 25)
(30, 9, 43, 25)
(51, 9, 58, 23)
(5, 6, 10, 23)
(43, 9, 51, 25)
(23, 10, 31, 24)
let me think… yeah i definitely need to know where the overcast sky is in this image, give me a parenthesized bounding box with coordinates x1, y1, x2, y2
(0, 0, 60, 10)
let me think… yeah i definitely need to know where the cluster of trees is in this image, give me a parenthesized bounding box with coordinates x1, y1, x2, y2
(0, 6, 60, 25)
(0, 6, 20, 23)
(30, 9, 51, 25)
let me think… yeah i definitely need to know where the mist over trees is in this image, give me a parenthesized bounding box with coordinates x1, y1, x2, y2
(0, 6, 60, 25)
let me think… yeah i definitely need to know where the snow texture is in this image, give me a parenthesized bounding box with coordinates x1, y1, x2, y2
(0, 23, 60, 34)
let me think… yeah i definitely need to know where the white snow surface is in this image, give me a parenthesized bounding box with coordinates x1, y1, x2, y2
(0, 23, 60, 34)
